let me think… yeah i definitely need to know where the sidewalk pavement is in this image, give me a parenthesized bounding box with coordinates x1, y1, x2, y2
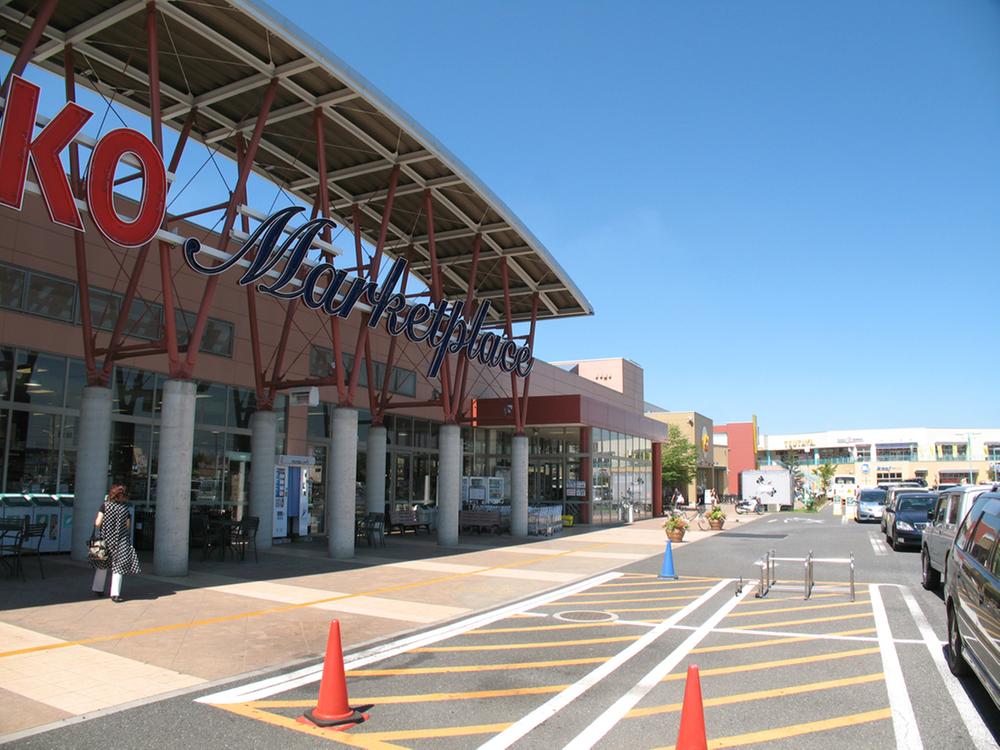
(0, 512, 764, 738)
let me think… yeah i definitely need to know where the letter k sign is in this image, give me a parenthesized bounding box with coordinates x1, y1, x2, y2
(0, 76, 91, 231)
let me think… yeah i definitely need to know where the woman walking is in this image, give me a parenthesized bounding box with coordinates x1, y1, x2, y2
(91, 484, 140, 602)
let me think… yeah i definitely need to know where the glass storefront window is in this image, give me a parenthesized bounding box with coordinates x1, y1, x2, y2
(113, 367, 155, 417)
(111, 421, 152, 507)
(225, 433, 251, 518)
(195, 382, 228, 426)
(79, 288, 121, 332)
(6, 411, 61, 492)
(0, 264, 25, 310)
(394, 417, 412, 448)
(60, 416, 78, 493)
(0, 348, 13, 401)
(228, 387, 257, 429)
(25, 272, 75, 322)
(64, 359, 88, 410)
(14, 351, 66, 407)
(191, 429, 225, 510)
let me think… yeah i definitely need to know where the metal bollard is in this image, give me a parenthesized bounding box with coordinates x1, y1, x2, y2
(849, 552, 855, 602)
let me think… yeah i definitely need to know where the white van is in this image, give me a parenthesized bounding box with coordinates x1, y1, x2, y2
(832, 476, 857, 505)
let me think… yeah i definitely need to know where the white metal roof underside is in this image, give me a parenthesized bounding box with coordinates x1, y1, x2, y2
(0, 0, 593, 324)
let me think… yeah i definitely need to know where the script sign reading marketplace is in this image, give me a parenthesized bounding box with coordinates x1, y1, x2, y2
(0, 76, 534, 379)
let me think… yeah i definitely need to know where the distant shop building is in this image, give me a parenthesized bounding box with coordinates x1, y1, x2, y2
(757, 428, 1000, 487)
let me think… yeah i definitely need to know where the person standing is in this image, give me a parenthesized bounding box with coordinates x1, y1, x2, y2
(91, 484, 141, 602)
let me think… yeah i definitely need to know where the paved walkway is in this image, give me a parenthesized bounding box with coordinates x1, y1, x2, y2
(0, 513, 763, 738)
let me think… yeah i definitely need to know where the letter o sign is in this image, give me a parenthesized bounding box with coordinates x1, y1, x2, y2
(86, 129, 166, 248)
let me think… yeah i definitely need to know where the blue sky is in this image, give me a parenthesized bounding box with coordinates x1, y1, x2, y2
(274, 0, 1000, 434)
(9, 2, 1000, 434)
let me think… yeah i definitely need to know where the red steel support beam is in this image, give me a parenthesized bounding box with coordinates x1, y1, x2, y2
(346, 166, 400, 403)
(102, 107, 196, 378)
(518, 291, 539, 429)
(376, 272, 407, 421)
(145, 1, 181, 373)
(64, 45, 98, 384)
(236, 135, 266, 401)
(353, 205, 378, 416)
(424, 190, 453, 420)
(449, 234, 481, 420)
(267, 197, 322, 406)
(182, 77, 280, 377)
(2, 0, 58, 93)
(500, 258, 522, 434)
(168, 199, 228, 224)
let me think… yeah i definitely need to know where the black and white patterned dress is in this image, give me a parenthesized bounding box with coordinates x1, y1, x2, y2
(94, 500, 141, 576)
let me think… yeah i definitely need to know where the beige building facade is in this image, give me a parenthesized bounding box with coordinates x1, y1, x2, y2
(646, 410, 720, 503)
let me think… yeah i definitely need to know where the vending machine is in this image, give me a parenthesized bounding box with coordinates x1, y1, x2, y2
(274, 455, 313, 540)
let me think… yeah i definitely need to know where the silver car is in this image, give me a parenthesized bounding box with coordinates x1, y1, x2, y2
(855, 488, 886, 522)
(921, 484, 995, 590)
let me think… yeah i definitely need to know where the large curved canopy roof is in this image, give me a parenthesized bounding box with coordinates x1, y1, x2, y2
(0, 0, 592, 324)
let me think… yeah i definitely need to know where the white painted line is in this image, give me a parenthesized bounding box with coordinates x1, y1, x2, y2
(476, 579, 732, 750)
(899, 587, 995, 750)
(870, 534, 889, 556)
(563, 586, 752, 750)
(669, 623, 939, 645)
(870, 585, 923, 749)
(197, 570, 623, 705)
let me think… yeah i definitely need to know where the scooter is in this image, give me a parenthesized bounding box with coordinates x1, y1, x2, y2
(735, 497, 764, 515)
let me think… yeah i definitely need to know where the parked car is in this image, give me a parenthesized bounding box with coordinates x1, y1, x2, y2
(855, 488, 887, 523)
(880, 484, 926, 534)
(944, 491, 1000, 708)
(921, 484, 996, 590)
(885, 492, 937, 550)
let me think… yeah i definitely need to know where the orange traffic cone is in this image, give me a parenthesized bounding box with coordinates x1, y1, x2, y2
(675, 664, 707, 749)
(299, 620, 370, 730)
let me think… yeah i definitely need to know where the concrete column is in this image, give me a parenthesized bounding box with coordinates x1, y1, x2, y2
(153, 379, 196, 576)
(249, 409, 277, 550)
(327, 407, 358, 559)
(366, 425, 387, 515)
(511, 434, 529, 538)
(437, 423, 461, 546)
(71, 386, 112, 561)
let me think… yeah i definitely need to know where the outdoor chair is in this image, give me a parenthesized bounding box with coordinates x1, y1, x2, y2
(0, 522, 45, 580)
(230, 516, 259, 562)
(365, 512, 386, 548)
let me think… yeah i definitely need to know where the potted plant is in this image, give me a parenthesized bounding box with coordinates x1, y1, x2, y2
(662, 515, 688, 543)
(706, 506, 726, 530)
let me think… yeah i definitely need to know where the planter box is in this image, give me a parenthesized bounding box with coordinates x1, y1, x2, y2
(709, 520, 725, 530)
(666, 530, 685, 543)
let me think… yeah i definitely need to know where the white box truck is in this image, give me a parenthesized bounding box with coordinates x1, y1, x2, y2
(740, 469, 793, 510)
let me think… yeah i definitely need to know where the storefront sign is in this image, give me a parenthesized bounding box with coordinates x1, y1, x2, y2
(0, 77, 166, 247)
(0, 76, 534, 379)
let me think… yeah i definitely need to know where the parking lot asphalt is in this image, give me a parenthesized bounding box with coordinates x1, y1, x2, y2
(6, 504, 999, 750)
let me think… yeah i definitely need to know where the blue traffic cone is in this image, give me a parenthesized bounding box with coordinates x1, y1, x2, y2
(658, 541, 678, 579)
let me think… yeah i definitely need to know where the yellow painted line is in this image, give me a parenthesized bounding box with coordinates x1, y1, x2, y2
(348, 656, 607, 676)
(211, 702, 406, 750)
(729, 612, 873, 630)
(249, 685, 569, 709)
(739, 592, 868, 604)
(544, 591, 714, 605)
(660, 647, 880, 682)
(362, 723, 511, 742)
(627, 672, 884, 718)
(690, 628, 877, 655)
(727, 600, 872, 618)
(604, 605, 688, 614)
(654, 707, 891, 749)
(0, 541, 614, 659)
(573, 587, 708, 596)
(586, 593, 703, 604)
(467, 621, 624, 635)
(412, 635, 639, 652)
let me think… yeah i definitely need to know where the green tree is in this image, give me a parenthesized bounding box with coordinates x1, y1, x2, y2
(661, 425, 697, 495)
(779, 452, 804, 500)
(816, 462, 838, 501)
